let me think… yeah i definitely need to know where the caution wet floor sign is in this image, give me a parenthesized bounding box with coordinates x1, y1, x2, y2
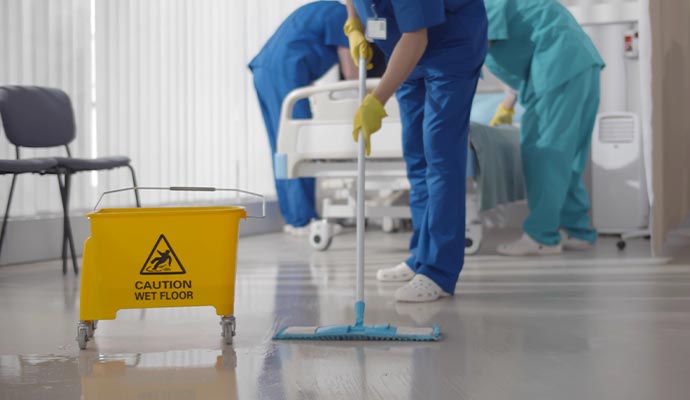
(141, 234, 186, 275)
(79, 206, 246, 321)
(135, 235, 193, 301)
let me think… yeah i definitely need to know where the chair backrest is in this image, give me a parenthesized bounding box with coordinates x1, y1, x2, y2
(0, 86, 76, 148)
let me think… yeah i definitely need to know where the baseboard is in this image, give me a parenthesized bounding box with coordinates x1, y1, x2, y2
(0, 199, 284, 266)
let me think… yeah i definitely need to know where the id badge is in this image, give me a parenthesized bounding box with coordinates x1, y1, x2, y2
(366, 18, 387, 41)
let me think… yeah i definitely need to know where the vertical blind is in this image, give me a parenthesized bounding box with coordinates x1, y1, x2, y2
(1, 0, 309, 216)
(2, 0, 641, 216)
(0, 0, 92, 216)
(94, 0, 311, 206)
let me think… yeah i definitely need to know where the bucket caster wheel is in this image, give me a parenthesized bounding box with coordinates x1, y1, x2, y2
(310, 220, 332, 251)
(77, 322, 90, 350)
(220, 316, 236, 345)
(85, 320, 98, 338)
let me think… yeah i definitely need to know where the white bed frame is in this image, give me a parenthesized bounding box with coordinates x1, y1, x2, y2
(275, 78, 483, 254)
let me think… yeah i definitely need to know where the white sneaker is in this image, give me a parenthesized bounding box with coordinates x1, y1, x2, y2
(497, 233, 562, 256)
(395, 275, 451, 303)
(560, 230, 593, 251)
(377, 262, 415, 282)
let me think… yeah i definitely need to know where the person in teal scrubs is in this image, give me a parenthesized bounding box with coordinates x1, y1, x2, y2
(483, 0, 605, 256)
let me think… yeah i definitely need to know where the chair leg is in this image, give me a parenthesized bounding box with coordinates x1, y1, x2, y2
(0, 174, 18, 261)
(58, 173, 79, 274)
(58, 175, 68, 274)
(64, 173, 79, 274)
(127, 165, 141, 207)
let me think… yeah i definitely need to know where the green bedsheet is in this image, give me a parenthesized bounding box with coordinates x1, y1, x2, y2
(469, 123, 526, 211)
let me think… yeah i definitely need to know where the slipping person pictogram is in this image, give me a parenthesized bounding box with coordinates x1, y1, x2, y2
(140, 234, 186, 275)
(149, 250, 172, 271)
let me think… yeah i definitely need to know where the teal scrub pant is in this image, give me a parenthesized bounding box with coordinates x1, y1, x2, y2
(520, 67, 601, 246)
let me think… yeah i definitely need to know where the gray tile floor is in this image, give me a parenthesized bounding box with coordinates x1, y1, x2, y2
(1, 229, 690, 399)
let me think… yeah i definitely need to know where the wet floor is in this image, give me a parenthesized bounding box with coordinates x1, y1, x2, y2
(1, 229, 690, 399)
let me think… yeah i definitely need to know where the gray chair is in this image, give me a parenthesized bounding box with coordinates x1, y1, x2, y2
(0, 86, 140, 274)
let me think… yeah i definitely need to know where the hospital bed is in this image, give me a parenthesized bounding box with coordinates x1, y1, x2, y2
(275, 78, 513, 254)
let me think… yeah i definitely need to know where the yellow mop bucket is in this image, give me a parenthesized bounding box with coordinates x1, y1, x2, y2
(77, 186, 264, 350)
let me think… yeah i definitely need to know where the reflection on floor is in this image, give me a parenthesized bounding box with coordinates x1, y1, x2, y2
(1, 229, 690, 399)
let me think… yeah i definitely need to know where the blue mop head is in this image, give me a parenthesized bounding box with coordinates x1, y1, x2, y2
(274, 301, 441, 341)
(273, 323, 441, 341)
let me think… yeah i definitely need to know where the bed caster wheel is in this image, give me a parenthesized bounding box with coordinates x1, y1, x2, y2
(310, 220, 332, 251)
(77, 323, 89, 350)
(465, 238, 480, 255)
(310, 233, 332, 251)
(616, 240, 626, 251)
(382, 218, 397, 233)
(221, 316, 236, 345)
(465, 223, 482, 255)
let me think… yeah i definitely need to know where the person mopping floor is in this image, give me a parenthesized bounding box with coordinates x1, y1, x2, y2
(347, 0, 488, 302)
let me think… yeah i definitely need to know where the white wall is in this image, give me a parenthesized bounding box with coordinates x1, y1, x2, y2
(562, 0, 641, 116)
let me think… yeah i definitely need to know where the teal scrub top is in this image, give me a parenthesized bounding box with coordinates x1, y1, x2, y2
(484, 0, 604, 101)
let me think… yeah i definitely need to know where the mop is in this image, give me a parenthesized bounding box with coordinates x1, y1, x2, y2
(273, 57, 441, 341)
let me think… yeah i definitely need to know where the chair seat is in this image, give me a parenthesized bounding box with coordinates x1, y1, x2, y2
(0, 157, 58, 174)
(56, 156, 131, 172)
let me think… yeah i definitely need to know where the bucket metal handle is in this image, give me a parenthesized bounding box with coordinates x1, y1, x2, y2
(94, 186, 266, 218)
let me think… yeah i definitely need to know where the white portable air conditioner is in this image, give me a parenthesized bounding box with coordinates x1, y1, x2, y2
(592, 112, 649, 234)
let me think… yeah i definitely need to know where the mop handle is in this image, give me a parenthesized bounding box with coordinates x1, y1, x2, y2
(355, 57, 367, 323)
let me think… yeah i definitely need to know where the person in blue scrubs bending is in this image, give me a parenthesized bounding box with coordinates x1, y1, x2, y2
(345, 0, 487, 302)
(483, 0, 605, 256)
(249, 1, 358, 235)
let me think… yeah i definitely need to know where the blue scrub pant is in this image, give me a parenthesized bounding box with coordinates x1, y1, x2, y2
(252, 67, 319, 227)
(521, 67, 601, 245)
(398, 64, 481, 294)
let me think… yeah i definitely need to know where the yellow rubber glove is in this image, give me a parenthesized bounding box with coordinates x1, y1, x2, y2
(489, 103, 515, 127)
(343, 18, 373, 70)
(353, 94, 387, 156)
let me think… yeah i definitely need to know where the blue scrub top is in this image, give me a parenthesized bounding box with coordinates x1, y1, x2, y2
(249, 1, 349, 80)
(352, 0, 487, 69)
(484, 0, 604, 101)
